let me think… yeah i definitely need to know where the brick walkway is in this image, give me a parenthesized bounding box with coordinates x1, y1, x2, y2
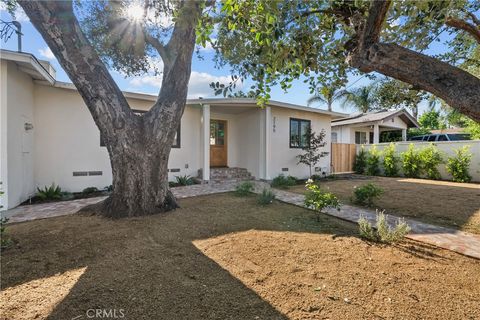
(2, 181, 479, 259)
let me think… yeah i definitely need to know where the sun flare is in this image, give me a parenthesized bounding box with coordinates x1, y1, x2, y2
(125, 4, 144, 21)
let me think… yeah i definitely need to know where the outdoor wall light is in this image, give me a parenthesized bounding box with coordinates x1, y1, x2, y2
(24, 123, 33, 130)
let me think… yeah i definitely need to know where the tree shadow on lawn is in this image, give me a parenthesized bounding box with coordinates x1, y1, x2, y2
(1, 193, 354, 320)
(1, 193, 455, 319)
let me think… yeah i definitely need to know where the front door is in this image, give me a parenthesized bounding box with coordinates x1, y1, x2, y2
(210, 119, 227, 167)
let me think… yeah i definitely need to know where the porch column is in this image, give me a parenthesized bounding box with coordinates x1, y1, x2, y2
(401, 128, 407, 141)
(264, 106, 272, 180)
(201, 104, 210, 183)
(373, 124, 380, 144)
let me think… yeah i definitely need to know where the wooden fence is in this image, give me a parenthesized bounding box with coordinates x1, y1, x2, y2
(331, 143, 356, 173)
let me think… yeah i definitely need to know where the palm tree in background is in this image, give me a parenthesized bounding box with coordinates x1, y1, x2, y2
(307, 87, 348, 112)
(340, 84, 378, 113)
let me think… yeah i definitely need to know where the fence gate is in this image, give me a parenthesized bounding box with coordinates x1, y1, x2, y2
(331, 143, 356, 173)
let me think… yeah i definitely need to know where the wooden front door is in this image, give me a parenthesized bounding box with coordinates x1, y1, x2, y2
(210, 119, 227, 167)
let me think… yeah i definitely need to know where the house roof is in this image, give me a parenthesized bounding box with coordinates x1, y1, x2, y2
(0, 49, 55, 84)
(331, 109, 419, 128)
(1, 49, 348, 119)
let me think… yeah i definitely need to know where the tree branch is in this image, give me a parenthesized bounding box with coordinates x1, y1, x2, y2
(360, 0, 391, 48)
(144, 32, 171, 65)
(18, 1, 135, 139)
(445, 16, 480, 44)
(466, 11, 480, 27)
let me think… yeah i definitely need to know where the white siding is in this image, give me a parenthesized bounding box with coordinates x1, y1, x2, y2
(270, 107, 331, 179)
(3, 61, 36, 208)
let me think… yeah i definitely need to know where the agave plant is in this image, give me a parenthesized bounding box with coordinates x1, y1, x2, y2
(36, 183, 63, 200)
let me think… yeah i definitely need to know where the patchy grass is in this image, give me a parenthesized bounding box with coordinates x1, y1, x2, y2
(289, 175, 480, 234)
(1, 193, 479, 320)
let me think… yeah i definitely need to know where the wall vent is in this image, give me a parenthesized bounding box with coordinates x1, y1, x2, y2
(73, 171, 103, 177)
(169, 168, 181, 173)
(281, 168, 289, 172)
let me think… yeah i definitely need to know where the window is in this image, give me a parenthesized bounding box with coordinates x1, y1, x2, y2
(331, 132, 338, 143)
(210, 120, 226, 145)
(448, 133, 471, 141)
(427, 135, 437, 142)
(355, 131, 367, 144)
(289, 118, 311, 148)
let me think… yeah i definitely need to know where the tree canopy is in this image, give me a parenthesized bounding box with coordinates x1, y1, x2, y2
(211, 0, 480, 120)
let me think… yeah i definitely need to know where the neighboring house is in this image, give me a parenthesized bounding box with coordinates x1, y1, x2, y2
(0, 49, 345, 209)
(331, 109, 419, 145)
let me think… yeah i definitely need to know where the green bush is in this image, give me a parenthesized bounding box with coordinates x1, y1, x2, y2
(1, 188, 11, 249)
(270, 174, 297, 188)
(0, 216, 11, 249)
(354, 146, 367, 174)
(304, 179, 340, 221)
(382, 143, 399, 177)
(257, 188, 276, 205)
(419, 144, 443, 180)
(353, 183, 384, 207)
(446, 146, 472, 183)
(402, 144, 422, 178)
(366, 146, 381, 176)
(36, 183, 63, 201)
(358, 210, 410, 244)
(235, 181, 254, 196)
(175, 175, 195, 186)
(82, 186, 99, 194)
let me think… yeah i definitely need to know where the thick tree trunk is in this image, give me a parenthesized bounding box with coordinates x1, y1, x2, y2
(20, 0, 200, 218)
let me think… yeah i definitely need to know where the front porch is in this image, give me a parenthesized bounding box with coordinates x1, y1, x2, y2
(199, 103, 272, 183)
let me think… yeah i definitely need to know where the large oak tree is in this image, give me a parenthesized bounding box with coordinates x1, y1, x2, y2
(15, 0, 205, 218)
(213, 0, 480, 121)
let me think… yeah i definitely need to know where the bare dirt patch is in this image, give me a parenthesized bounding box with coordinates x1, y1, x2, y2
(1, 193, 479, 320)
(289, 175, 480, 234)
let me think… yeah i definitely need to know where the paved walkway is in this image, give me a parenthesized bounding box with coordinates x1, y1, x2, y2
(2, 181, 479, 259)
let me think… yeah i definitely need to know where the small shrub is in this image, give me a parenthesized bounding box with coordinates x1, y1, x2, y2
(36, 183, 63, 201)
(257, 188, 276, 205)
(304, 179, 340, 221)
(82, 186, 99, 194)
(402, 144, 422, 178)
(0, 189, 11, 249)
(354, 146, 367, 174)
(235, 181, 254, 196)
(366, 146, 381, 176)
(353, 183, 383, 207)
(0, 217, 12, 249)
(419, 144, 443, 180)
(382, 143, 399, 177)
(270, 174, 297, 189)
(446, 146, 472, 183)
(358, 210, 411, 244)
(104, 185, 113, 192)
(175, 175, 195, 186)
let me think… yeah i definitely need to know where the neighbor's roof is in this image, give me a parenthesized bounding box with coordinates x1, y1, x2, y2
(1, 49, 348, 119)
(331, 109, 419, 128)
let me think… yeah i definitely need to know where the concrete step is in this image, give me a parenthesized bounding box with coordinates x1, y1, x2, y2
(198, 167, 254, 181)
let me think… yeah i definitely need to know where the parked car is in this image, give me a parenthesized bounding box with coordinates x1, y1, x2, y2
(409, 133, 471, 142)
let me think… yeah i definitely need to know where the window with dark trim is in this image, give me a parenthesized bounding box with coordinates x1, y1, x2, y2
(289, 118, 311, 148)
(100, 109, 181, 148)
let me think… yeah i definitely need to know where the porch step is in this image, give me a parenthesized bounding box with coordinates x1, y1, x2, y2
(198, 167, 254, 182)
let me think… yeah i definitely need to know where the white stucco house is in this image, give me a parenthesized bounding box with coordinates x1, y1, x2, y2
(0, 49, 347, 209)
(331, 109, 419, 144)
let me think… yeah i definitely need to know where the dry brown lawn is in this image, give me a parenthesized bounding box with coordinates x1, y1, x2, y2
(1, 193, 479, 320)
(289, 175, 480, 234)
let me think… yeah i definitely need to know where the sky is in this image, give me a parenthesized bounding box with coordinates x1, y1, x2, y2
(0, 4, 442, 115)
